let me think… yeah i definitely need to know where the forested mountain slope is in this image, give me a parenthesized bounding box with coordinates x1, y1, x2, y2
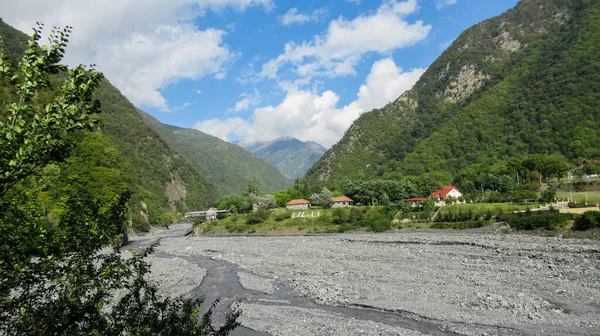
(307, 0, 600, 183)
(94, 82, 219, 222)
(242, 137, 326, 179)
(0, 19, 218, 230)
(138, 111, 292, 195)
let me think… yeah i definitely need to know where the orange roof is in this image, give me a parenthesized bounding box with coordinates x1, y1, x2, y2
(406, 197, 429, 202)
(286, 199, 311, 205)
(432, 186, 458, 198)
(331, 196, 353, 203)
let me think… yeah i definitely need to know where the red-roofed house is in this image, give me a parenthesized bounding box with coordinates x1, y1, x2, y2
(432, 186, 463, 206)
(286, 199, 311, 210)
(330, 196, 354, 208)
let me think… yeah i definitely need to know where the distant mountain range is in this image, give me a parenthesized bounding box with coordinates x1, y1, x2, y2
(241, 137, 326, 179)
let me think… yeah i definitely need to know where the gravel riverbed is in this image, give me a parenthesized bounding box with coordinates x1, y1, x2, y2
(128, 225, 600, 335)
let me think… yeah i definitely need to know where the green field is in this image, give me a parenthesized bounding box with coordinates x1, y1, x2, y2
(438, 202, 544, 218)
(556, 191, 600, 204)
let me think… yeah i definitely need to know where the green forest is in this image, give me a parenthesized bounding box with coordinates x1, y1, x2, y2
(0, 18, 292, 231)
(307, 0, 600, 185)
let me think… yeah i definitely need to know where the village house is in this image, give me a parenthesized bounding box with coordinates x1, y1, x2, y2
(330, 196, 354, 208)
(432, 186, 463, 206)
(205, 207, 219, 221)
(286, 199, 311, 210)
(184, 207, 230, 222)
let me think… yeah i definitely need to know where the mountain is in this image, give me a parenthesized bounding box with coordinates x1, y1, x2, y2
(0, 19, 218, 230)
(242, 137, 327, 179)
(307, 0, 600, 183)
(137, 111, 292, 195)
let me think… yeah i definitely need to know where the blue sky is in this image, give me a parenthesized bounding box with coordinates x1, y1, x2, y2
(2, 0, 518, 147)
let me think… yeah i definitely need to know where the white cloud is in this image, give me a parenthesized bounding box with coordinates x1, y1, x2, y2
(260, 0, 431, 81)
(228, 89, 262, 113)
(194, 117, 249, 140)
(0, 0, 272, 111)
(197, 58, 424, 147)
(174, 102, 193, 111)
(355, 58, 425, 112)
(436, 0, 458, 10)
(194, 89, 203, 95)
(280, 7, 328, 26)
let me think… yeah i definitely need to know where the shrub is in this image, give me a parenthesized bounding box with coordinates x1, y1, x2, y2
(246, 208, 271, 224)
(349, 207, 365, 222)
(331, 208, 350, 225)
(338, 223, 357, 233)
(273, 210, 292, 222)
(573, 211, 600, 231)
(317, 213, 332, 226)
(246, 214, 265, 225)
(507, 213, 570, 231)
(368, 218, 392, 233)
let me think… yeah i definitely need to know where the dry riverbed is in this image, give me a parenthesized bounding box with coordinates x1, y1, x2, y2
(128, 224, 600, 336)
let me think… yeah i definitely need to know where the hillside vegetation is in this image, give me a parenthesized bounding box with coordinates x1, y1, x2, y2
(138, 111, 292, 195)
(0, 19, 218, 230)
(307, 0, 600, 183)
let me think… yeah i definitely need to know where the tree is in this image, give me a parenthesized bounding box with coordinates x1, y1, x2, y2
(0, 24, 239, 334)
(246, 177, 262, 196)
(309, 187, 333, 207)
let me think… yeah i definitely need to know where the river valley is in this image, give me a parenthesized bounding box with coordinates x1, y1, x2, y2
(127, 224, 600, 336)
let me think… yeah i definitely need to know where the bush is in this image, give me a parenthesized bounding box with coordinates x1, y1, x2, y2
(273, 210, 292, 222)
(246, 208, 270, 224)
(573, 211, 600, 231)
(331, 208, 350, 225)
(507, 213, 570, 231)
(368, 218, 392, 233)
(338, 223, 358, 233)
(246, 214, 265, 225)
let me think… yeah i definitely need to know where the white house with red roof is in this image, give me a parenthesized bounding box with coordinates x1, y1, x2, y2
(286, 199, 311, 210)
(431, 186, 463, 206)
(330, 195, 354, 208)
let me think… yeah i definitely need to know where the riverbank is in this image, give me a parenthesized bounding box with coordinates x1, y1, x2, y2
(128, 224, 600, 336)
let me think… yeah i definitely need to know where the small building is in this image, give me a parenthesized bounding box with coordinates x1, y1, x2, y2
(330, 196, 354, 208)
(432, 186, 463, 206)
(404, 197, 429, 207)
(286, 199, 311, 210)
(205, 207, 219, 221)
(184, 207, 229, 222)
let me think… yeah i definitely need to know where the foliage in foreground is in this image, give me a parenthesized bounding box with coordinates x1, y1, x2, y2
(0, 24, 239, 335)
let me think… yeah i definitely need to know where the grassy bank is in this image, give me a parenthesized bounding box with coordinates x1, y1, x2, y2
(556, 191, 600, 204)
(194, 206, 394, 235)
(438, 203, 544, 218)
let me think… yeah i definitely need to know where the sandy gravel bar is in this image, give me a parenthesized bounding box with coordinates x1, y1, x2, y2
(238, 302, 426, 336)
(156, 231, 600, 335)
